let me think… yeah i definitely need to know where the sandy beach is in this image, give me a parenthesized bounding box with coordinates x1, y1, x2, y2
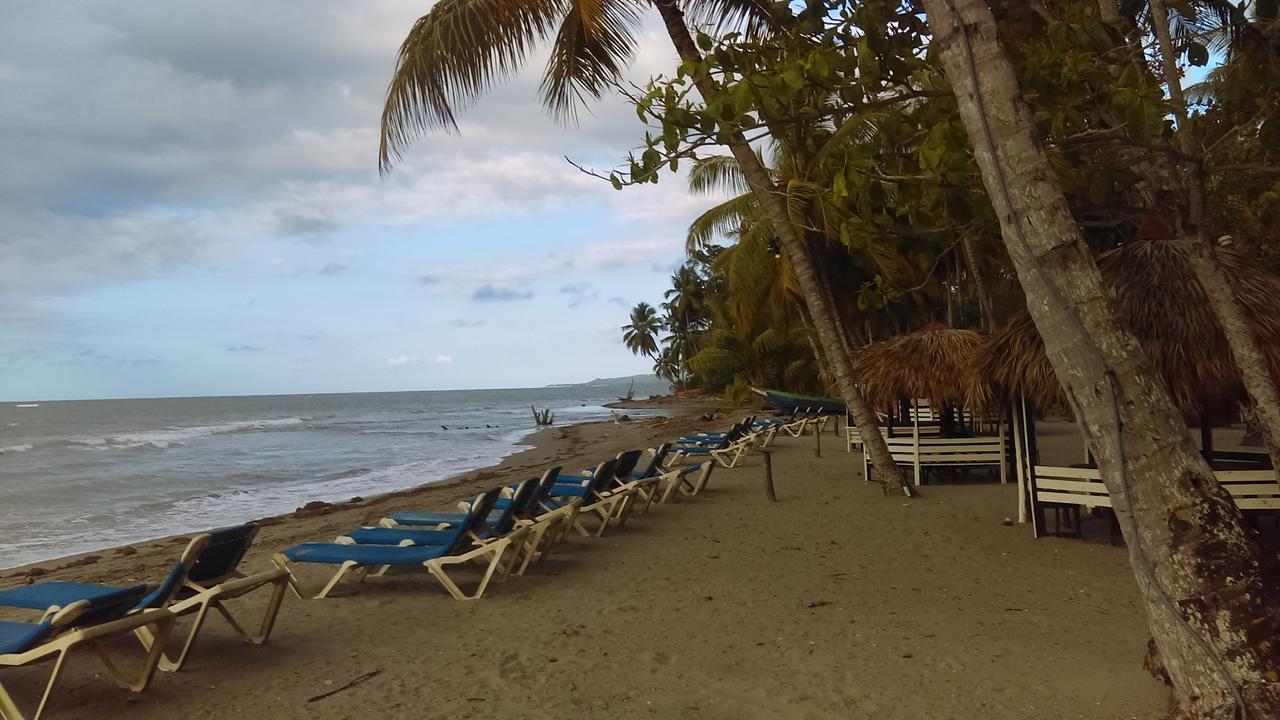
(0, 408, 1178, 719)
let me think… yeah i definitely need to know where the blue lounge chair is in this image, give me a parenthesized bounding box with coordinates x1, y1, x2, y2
(379, 473, 545, 532)
(0, 584, 174, 720)
(544, 458, 637, 537)
(346, 477, 535, 546)
(375, 469, 565, 573)
(274, 488, 522, 600)
(0, 528, 288, 673)
(146, 523, 289, 672)
(0, 535, 210, 619)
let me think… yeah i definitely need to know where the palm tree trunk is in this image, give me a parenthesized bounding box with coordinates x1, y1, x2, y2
(920, 0, 1280, 715)
(960, 231, 996, 331)
(1147, 0, 1280, 476)
(651, 0, 910, 495)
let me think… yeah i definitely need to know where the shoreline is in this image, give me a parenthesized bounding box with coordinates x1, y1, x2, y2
(0, 405, 724, 584)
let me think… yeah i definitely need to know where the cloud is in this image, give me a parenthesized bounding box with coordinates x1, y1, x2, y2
(607, 296, 629, 307)
(419, 275, 440, 285)
(559, 282, 598, 308)
(472, 284, 533, 302)
(448, 318, 485, 328)
(578, 236, 683, 270)
(318, 262, 347, 276)
(226, 345, 263, 352)
(386, 353, 451, 367)
(274, 210, 340, 238)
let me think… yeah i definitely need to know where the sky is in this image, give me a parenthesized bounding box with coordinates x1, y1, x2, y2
(0, 1, 722, 401)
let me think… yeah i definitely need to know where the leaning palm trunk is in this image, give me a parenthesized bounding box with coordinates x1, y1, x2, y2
(651, 0, 910, 496)
(1147, 0, 1280, 477)
(920, 0, 1280, 716)
(960, 231, 995, 331)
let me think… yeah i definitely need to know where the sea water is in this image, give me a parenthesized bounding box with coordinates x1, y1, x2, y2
(0, 378, 666, 569)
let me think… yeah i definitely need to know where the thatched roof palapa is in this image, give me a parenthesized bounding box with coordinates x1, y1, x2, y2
(967, 240, 1280, 421)
(854, 326, 988, 410)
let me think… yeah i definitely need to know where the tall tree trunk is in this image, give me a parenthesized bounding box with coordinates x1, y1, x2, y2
(652, 0, 911, 495)
(1147, 0, 1280, 475)
(920, 0, 1280, 716)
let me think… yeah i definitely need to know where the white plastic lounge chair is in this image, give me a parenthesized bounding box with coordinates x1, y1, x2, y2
(275, 488, 525, 600)
(0, 584, 174, 720)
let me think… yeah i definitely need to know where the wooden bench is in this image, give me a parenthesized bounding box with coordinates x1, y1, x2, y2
(864, 433, 1007, 486)
(1028, 464, 1280, 539)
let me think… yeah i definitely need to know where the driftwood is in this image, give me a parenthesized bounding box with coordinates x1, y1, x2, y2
(532, 406, 554, 426)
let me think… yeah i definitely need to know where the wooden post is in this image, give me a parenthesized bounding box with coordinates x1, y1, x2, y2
(814, 421, 822, 458)
(761, 449, 777, 501)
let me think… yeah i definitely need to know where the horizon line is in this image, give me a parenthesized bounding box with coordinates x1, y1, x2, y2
(0, 374, 663, 405)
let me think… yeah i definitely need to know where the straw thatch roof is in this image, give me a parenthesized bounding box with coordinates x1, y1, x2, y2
(968, 240, 1280, 420)
(854, 327, 989, 410)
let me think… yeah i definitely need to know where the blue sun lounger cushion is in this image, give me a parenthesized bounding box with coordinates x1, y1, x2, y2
(384, 475, 543, 531)
(0, 535, 210, 615)
(276, 488, 517, 600)
(0, 582, 175, 719)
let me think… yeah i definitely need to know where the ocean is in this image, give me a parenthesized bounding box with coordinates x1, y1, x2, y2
(0, 377, 668, 570)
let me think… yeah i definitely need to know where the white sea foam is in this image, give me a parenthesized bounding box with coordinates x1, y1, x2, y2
(70, 417, 307, 450)
(0, 443, 32, 454)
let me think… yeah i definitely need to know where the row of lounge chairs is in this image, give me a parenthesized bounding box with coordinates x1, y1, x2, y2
(275, 444, 716, 600)
(0, 413, 789, 719)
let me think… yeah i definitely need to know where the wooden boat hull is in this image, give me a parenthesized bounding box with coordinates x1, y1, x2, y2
(756, 388, 846, 415)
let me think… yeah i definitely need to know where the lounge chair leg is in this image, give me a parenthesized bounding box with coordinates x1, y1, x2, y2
(315, 561, 359, 599)
(151, 600, 214, 672)
(0, 648, 69, 720)
(92, 612, 174, 692)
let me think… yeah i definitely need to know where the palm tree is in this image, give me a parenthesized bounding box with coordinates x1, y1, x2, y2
(376, 0, 911, 495)
(652, 345, 682, 389)
(621, 302, 661, 358)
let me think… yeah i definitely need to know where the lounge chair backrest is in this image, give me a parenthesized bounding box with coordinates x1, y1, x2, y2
(635, 444, 670, 478)
(63, 583, 153, 630)
(651, 443, 672, 470)
(590, 459, 619, 495)
(449, 488, 502, 553)
(506, 476, 541, 518)
(137, 534, 211, 609)
(612, 449, 644, 482)
(518, 466, 561, 518)
(186, 523, 260, 586)
(480, 479, 533, 535)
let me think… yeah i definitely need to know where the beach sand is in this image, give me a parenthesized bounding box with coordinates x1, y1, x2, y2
(0, 410, 1176, 719)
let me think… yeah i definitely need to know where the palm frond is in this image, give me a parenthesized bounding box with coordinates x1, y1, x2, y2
(810, 110, 889, 171)
(687, 155, 752, 196)
(683, 0, 786, 36)
(540, 0, 643, 121)
(687, 192, 758, 252)
(379, 0, 566, 172)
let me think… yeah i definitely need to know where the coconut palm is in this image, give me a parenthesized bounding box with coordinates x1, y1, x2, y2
(621, 302, 662, 358)
(375, 0, 913, 494)
(377, 0, 781, 170)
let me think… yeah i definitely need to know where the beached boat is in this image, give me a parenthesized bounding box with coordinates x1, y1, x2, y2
(753, 388, 845, 415)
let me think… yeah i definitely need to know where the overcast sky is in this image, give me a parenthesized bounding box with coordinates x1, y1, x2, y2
(0, 1, 723, 401)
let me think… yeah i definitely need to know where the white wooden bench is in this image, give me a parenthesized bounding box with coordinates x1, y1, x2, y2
(1028, 465, 1280, 538)
(863, 432, 1007, 486)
